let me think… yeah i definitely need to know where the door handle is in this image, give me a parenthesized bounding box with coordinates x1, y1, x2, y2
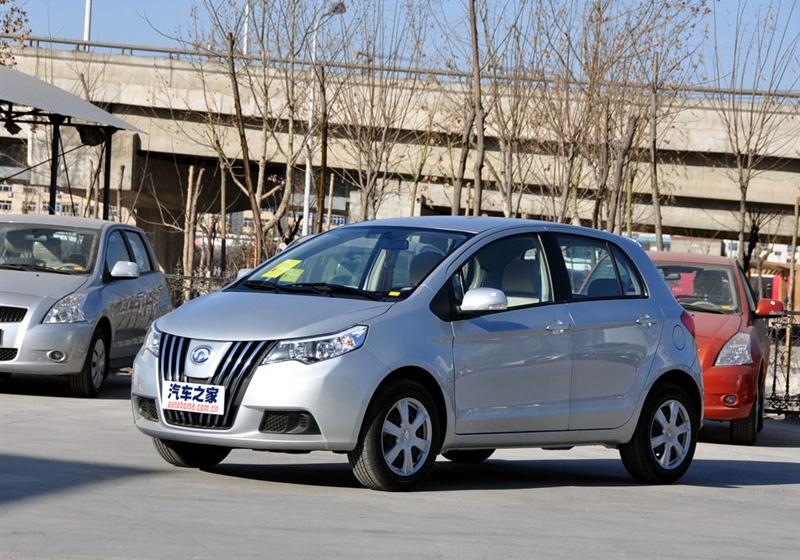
(635, 314, 655, 328)
(545, 320, 571, 335)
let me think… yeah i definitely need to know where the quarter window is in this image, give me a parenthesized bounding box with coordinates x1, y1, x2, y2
(453, 234, 552, 309)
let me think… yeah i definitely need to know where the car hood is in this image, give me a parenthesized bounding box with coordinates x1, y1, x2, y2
(691, 311, 743, 368)
(0, 269, 88, 303)
(156, 290, 395, 341)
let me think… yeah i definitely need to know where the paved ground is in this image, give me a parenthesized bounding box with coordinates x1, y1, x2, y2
(2, 373, 799, 560)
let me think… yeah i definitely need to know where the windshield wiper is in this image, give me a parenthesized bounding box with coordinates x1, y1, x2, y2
(679, 303, 727, 315)
(242, 280, 286, 292)
(0, 263, 72, 275)
(282, 282, 384, 301)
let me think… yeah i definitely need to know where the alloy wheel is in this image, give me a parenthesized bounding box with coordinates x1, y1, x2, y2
(650, 399, 692, 470)
(381, 397, 433, 477)
(90, 337, 106, 390)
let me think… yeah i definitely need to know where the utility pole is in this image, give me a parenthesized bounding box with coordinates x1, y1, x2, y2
(83, 0, 92, 46)
(650, 52, 664, 251)
(242, 0, 250, 55)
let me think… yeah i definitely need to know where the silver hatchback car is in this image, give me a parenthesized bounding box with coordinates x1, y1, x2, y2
(0, 215, 171, 396)
(132, 217, 702, 491)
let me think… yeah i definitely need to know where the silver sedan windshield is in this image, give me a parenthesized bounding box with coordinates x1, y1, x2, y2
(241, 226, 471, 300)
(0, 223, 99, 275)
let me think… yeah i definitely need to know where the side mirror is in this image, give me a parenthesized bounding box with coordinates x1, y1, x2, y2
(755, 298, 784, 318)
(236, 268, 253, 281)
(110, 261, 139, 279)
(460, 288, 508, 313)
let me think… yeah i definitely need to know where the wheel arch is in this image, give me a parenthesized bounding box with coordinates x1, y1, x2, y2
(95, 316, 112, 343)
(360, 366, 449, 449)
(649, 369, 702, 419)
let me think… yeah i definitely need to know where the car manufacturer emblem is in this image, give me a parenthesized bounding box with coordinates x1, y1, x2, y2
(190, 345, 212, 365)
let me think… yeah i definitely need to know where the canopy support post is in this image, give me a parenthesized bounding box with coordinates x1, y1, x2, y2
(48, 116, 64, 215)
(102, 127, 114, 220)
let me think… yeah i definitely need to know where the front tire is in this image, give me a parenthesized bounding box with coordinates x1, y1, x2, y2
(442, 449, 495, 464)
(348, 380, 441, 491)
(730, 386, 759, 445)
(619, 383, 698, 484)
(70, 329, 108, 398)
(153, 438, 231, 468)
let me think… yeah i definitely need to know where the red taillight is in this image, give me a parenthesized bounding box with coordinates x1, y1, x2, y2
(681, 310, 695, 338)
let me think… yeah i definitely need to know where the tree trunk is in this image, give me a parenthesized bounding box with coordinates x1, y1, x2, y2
(452, 101, 475, 215)
(469, 0, 485, 217)
(608, 115, 638, 234)
(315, 66, 328, 234)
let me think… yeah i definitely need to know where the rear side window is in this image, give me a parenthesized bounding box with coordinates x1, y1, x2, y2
(124, 231, 153, 273)
(556, 234, 644, 299)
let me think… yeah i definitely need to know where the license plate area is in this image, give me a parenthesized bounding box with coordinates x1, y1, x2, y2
(161, 381, 226, 416)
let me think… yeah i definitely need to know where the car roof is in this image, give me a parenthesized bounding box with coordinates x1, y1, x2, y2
(0, 214, 126, 231)
(647, 250, 736, 267)
(346, 216, 553, 234)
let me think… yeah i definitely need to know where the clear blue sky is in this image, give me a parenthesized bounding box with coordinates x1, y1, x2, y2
(18, 0, 800, 90)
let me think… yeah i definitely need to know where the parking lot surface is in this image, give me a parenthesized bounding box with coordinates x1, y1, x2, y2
(2, 373, 799, 560)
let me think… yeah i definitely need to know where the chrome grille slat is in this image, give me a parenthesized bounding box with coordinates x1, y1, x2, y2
(0, 306, 26, 323)
(158, 333, 270, 430)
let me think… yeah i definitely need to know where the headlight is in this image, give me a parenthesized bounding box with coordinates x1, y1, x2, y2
(43, 293, 87, 324)
(144, 324, 162, 357)
(262, 325, 368, 365)
(715, 332, 752, 366)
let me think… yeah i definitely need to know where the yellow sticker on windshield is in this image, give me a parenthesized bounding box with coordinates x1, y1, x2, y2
(388, 291, 401, 297)
(262, 259, 302, 278)
(279, 268, 304, 282)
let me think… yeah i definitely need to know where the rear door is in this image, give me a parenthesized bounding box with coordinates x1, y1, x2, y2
(551, 234, 662, 430)
(452, 233, 573, 434)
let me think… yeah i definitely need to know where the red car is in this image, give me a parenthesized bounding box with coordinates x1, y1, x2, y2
(649, 252, 783, 444)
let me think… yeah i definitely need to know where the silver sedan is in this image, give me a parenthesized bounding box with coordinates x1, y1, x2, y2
(0, 215, 171, 396)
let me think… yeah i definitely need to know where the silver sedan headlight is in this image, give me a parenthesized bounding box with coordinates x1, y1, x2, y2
(262, 325, 368, 365)
(144, 323, 162, 357)
(43, 293, 88, 324)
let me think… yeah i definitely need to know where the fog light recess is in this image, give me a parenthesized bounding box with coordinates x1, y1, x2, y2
(722, 394, 738, 406)
(259, 411, 320, 435)
(47, 350, 67, 362)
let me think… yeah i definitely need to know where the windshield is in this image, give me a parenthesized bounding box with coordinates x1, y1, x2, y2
(0, 223, 99, 275)
(655, 262, 740, 314)
(238, 226, 472, 300)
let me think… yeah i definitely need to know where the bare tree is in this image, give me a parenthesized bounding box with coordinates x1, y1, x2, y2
(335, 0, 430, 220)
(710, 0, 800, 265)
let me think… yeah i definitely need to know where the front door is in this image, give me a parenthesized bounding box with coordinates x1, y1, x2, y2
(102, 229, 140, 361)
(452, 233, 573, 434)
(554, 234, 662, 430)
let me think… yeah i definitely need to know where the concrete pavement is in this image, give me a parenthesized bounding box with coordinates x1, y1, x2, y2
(2, 373, 799, 559)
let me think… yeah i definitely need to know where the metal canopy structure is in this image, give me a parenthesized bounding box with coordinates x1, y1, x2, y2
(0, 65, 138, 220)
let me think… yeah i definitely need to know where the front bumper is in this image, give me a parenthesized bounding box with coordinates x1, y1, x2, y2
(703, 363, 758, 421)
(0, 322, 94, 375)
(131, 345, 382, 452)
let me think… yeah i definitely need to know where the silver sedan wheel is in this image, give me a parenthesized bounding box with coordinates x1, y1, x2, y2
(90, 337, 107, 390)
(381, 397, 433, 477)
(650, 399, 692, 470)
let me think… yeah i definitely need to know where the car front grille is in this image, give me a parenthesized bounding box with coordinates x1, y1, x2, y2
(0, 306, 26, 323)
(159, 332, 270, 430)
(0, 348, 18, 361)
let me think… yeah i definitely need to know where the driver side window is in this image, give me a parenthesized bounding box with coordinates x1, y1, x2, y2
(452, 234, 552, 310)
(105, 230, 132, 275)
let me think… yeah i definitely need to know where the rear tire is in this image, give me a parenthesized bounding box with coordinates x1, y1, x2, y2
(70, 329, 108, 398)
(730, 386, 759, 445)
(619, 383, 698, 484)
(153, 438, 231, 468)
(348, 380, 441, 491)
(442, 449, 494, 464)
